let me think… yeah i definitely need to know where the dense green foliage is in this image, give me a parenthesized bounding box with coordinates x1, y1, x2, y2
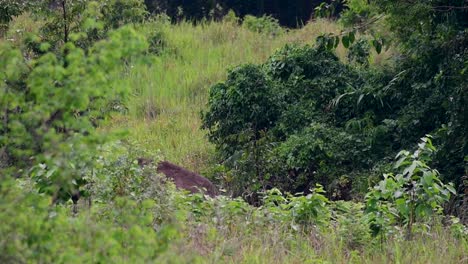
(203, 0, 467, 205)
(0, 0, 31, 24)
(372, 0, 467, 189)
(202, 44, 390, 199)
(0, 177, 176, 263)
(0, 1, 149, 202)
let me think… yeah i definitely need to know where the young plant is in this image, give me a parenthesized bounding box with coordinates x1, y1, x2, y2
(365, 136, 456, 239)
(261, 185, 331, 230)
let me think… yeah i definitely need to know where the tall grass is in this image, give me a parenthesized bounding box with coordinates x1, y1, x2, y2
(157, 220, 467, 263)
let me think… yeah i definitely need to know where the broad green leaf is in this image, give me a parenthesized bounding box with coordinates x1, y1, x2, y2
(372, 39, 382, 54)
(348, 31, 355, 43)
(446, 184, 456, 195)
(342, 35, 350, 48)
(395, 198, 409, 216)
(422, 172, 433, 186)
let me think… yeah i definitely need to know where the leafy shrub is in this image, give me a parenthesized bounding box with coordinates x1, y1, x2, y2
(260, 185, 331, 230)
(339, 0, 379, 27)
(274, 122, 367, 195)
(365, 136, 456, 238)
(289, 185, 331, 228)
(202, 44, 369, 200)
(202, 64, 279, 158)
(0, 25, 148, 202)
(98, 0, 148, 29)
(448, 216, 468, 239)
(173, 186, 331, 236)
(204, 5, 466, 203)
(242, 15, 282, 36)
(223, 9, 239, 25)
(347, 38, 370, 66)
(0, 176, 176, 263)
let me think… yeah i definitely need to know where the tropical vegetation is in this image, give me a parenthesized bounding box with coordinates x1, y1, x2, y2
(0, 0, 466, 263)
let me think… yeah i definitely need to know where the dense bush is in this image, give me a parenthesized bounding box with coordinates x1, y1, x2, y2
(338, 0, 467, 189)
(202, 44, 386, 200)
(202, 64, 278, 157)
(0, 173, 177, 262)
(339, 0, 379, 27)
(157, 138, 463, 245)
